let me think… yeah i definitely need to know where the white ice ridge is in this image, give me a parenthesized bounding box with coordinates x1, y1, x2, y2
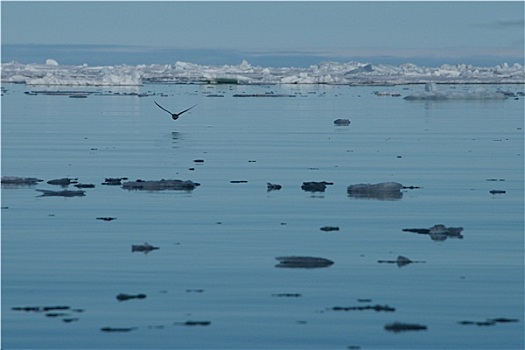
(1, 59, 523, 86)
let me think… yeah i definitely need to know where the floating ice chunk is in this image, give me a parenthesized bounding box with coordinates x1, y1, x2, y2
(36, 189, 85, 197)
(275, 256, 334, 268)
(385, 322, 427, 333)
(100, 327, 137, 332)
(347, 182, 403, 200)
(267, 182, 282, 191)
(377, 255, 425, 267)
(131, 243, 159, 254)
(116, 293, 146, 301)
(405, 82, 507, 100)
(402, 224, 464, 241)
(121, 179, 200, 191)
(334, 118, 351, 126)
(1, 176, 43, 187)
(301, 181, 333, 192)
(47, 177, 78, 186)
(45, 59, 59, 66)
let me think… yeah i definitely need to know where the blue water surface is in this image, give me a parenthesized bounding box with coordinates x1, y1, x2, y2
(2, 83, 524, 349)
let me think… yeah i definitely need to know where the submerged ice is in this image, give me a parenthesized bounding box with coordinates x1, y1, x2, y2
(1, 59, 523, 86)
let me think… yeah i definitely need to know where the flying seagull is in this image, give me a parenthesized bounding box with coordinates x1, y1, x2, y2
(154, 101, 197, 120)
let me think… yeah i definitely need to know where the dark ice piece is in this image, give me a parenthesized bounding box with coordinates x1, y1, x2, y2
(489, 318, 519, 323)
(301, 181, 333, 192)
(122, 179, 199, 191)
(403, 225, 464, 241)
(116, 293, 146, 301)
(275, 256, 334, 268)
(131, 243, 159, 254)
(384, 322, 427, 332)
(12, 305, 70, 312)
(181, 321, 211, 326)
(331, 304, 395, 312)
(12, 306, 41, 312)
(347, 182, 403, 200)
(320, 226, 340, 231)
(45, 312, 69, 317)
(458, 318, 519, 326)
(334, 118, 351, 126)
(47, 178, 78, 186)
(267, 182, 282, 191)
(377, 255, 424, 267)
(101, 327, 137, 332)
(1, 176, 43, 186)
(74, 183, 95, 188)
(36, 189, 85, 197)
(272, 293, 302, 297)
(402, 228, 430, 234)
(102, 177, 127, 185)
(97, 217, 116, 221)
(233, 93, 295, 97)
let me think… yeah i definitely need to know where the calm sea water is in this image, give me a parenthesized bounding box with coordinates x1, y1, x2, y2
(2, 82, 524, 349)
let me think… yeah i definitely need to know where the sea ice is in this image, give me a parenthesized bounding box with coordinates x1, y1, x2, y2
(347, 182, 404, 200)
(1, 59, 523, 86)
(404, 82, 508, 100)
(121, 179, 200, 191)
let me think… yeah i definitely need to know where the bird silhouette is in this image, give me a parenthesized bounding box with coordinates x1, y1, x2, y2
(154, 101, 197, 120)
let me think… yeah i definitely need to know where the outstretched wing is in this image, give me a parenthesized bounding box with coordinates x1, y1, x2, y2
(154, 101, 173, 115)
(176, 104, 197, 117)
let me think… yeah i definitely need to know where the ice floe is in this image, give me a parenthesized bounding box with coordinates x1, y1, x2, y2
(1, 59, 523, 86)
(404, 82, 508, 100)
(121, 179, 200, 191)
(131, 243, 159, 254)
(275, 256, 334, 269)
(1, 176, 43, 187)
(36, 189, 86, 197)
(347, 182, 404, 200)
(403, 224, 464, 241)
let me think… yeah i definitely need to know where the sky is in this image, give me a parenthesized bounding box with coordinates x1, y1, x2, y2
(1, 1, 524, 66)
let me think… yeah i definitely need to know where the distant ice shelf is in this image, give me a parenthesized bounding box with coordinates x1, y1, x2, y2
(1, 59, 523, 86)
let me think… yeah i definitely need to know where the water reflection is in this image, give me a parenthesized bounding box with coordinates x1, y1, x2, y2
(347, 191, 403, 201)
(170, 131, 184, 148)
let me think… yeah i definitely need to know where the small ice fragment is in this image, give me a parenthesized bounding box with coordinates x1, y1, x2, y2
(385, 322, 427, 333)
(116, 293, 146, 301)
(333, 118, 351, 126)
(275, 256, 334, 268)
(122, 179, 200, 191)
(347, 182, 403, 200)
(267, 182, 282, 191)
(36, 189, 85, 197)
(131, 242, 159, 253)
